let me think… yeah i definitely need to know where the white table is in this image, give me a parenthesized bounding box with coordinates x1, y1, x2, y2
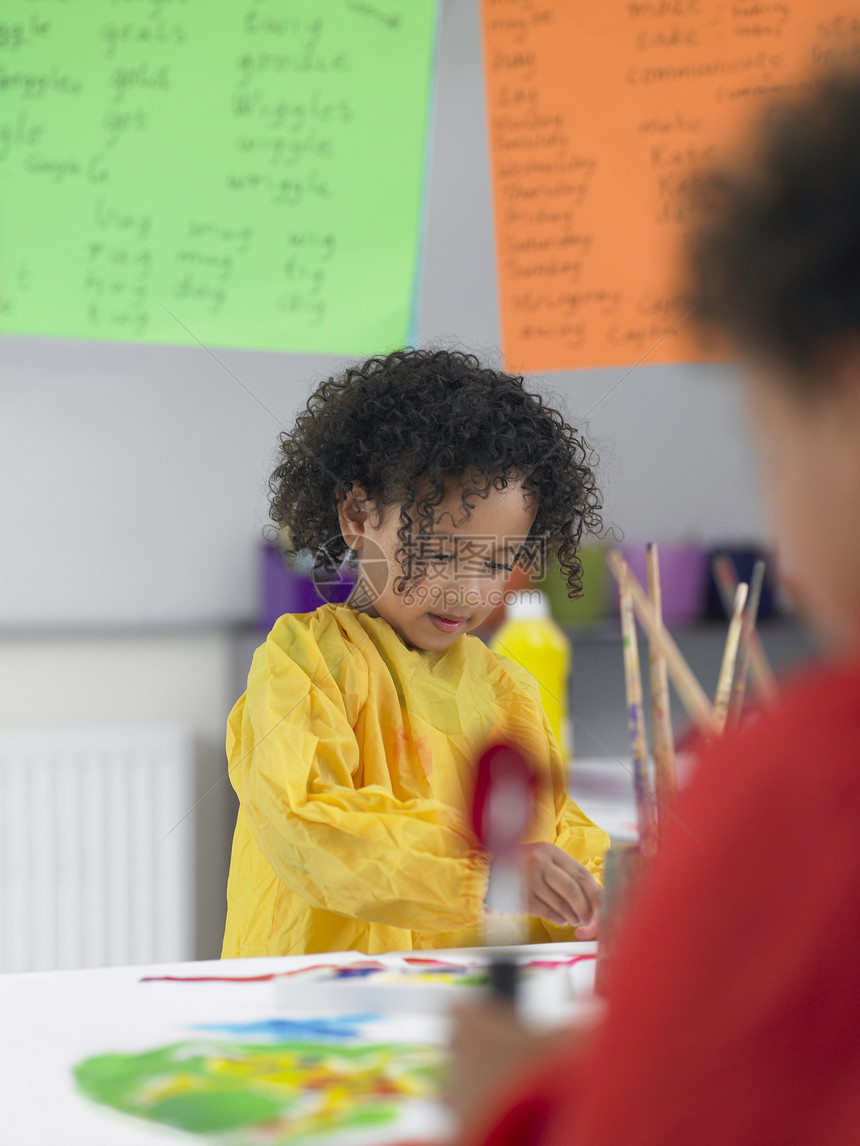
(2, 942, 598, 1145)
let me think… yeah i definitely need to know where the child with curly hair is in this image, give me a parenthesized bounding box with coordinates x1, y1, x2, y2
(222, 348, 610, 958)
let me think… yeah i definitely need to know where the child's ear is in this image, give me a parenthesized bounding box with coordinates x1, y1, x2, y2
(336, 482, 374, 552)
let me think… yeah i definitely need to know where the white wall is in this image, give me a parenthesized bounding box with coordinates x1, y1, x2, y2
(0, 630, 239, 959)
(0, 0, 766, 632)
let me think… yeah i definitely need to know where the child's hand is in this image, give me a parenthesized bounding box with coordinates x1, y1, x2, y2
(515, 842, 602, 938)
(446, 1000, 570, 1140)
(447, 1000, 598, 1141)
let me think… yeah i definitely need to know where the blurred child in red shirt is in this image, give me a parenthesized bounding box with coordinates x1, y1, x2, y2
(449, 68, 860, 1146)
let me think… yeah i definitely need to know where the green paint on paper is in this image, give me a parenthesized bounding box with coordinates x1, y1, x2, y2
(149, 1089, 284, 1133)
(0, 1, 438, 355)
(74, 1036, 443, 1142)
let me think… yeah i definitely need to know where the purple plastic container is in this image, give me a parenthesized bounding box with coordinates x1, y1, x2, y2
(612, 543, 709, 627)
(260, 545, 322, 630)
(260, 546, 357, 632)
(704, 546, 777, 620)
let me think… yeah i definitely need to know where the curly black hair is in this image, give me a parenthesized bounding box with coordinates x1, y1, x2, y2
(690, 68, 860, 375)
(269, 348, 603, 597)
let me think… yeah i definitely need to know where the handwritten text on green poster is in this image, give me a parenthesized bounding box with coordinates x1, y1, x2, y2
(0, 2, 437, 354)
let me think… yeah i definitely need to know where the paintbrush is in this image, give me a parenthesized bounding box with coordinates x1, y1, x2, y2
(713, 582, 748, 734)
(712, 554, 778, 703)
(729, 558, 767, 727)
(646, 543, 677, 842)
(619, 578, 658, 860)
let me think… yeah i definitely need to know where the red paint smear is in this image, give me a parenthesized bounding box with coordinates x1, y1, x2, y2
(140, 972, 281, 983)
(140, 953, 595, 984)
(404, 954, 596, 970)
(141, 960, 388, 984)
(402, 957, 461, 968)
(526, 954, 596, 968)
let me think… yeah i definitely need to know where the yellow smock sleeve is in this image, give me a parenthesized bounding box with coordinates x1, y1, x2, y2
(228, 620, 489, 934)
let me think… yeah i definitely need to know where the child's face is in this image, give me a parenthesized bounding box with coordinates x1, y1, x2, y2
(744, 354, 860, 646)
(339, 473, 539, 651)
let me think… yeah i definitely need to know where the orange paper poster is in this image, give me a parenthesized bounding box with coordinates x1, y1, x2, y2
(481, 2, 860, 372)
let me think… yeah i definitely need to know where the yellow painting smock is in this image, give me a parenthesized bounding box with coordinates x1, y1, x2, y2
(222, 603, 608, 958)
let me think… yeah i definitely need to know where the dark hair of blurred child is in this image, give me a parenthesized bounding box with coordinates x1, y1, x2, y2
(448, 68, 860, 1146)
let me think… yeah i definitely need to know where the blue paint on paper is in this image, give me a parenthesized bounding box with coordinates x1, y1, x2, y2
(193, 1016, 380, 1041)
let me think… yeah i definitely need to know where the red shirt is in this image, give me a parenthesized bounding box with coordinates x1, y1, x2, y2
(474, 656, 860, 1146)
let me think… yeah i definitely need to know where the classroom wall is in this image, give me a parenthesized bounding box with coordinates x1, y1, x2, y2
(0, 0, 770, 962)
(0, 0, 766, 632)
(0, 631, 236, 960)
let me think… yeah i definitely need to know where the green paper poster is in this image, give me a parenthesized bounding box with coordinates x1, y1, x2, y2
(0, 1, 438, 355)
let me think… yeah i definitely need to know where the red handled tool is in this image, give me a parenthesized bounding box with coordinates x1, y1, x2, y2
(471, 743, 538, 1002)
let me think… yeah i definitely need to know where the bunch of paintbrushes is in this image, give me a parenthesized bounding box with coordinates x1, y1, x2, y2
(607, 546, 777, 857)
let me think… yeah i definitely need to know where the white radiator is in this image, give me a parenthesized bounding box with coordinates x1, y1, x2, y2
(0, 726, 195, 973)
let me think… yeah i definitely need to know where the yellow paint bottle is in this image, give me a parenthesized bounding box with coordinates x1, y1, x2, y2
(491, 591, 572, 760)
